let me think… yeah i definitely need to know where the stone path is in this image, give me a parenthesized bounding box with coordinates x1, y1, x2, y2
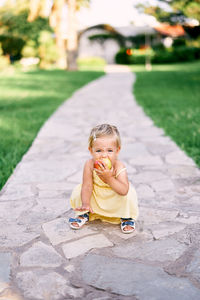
(0, 65, 200, 300)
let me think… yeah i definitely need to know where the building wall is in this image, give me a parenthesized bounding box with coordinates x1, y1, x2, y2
(78, 29, 120, 64)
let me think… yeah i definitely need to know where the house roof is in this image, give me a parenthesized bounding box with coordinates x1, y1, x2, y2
(115, 26, 156, 37)
(154, 24, 185, 37)
(79, 23, 186, 39)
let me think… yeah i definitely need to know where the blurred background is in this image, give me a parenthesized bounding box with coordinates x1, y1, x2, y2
(0, 0, 200, 191)
(0, 0, 199, 71)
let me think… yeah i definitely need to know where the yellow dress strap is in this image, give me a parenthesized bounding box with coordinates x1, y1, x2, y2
(115, 168, 127, 178)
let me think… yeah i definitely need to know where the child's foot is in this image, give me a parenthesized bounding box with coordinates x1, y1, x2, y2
(121, 218, 135, 234)
(69, 213, 89, 230)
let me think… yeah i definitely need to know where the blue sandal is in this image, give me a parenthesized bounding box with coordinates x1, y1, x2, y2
(121, 218, 135, 234)
(69, 213, 89, 230)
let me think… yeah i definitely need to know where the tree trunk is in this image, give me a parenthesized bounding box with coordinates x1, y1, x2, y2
(50, 0, 66, 69)
(40, 0, 50, 18)
(28, 0, 49, 21)
(67, 0, 78, 70)
(28, 0, 40, 22)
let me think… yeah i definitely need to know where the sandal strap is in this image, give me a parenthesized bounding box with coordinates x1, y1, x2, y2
(69, 218, 82, 223)
(80, 213, 89, 220)
(69, 213, 89, 225)
(122, 220, 135, 227)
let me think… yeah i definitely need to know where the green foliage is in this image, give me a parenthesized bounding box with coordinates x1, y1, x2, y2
(152, 46, 200, 63)
(115, 48, 151, 65)
(172, 0, 200, 22)
(140, 0, 200, 24)
(0, 9, 52, 61)
(38, 31, 58, 67)
(173, 46, 200, 60)
(0, 44, 9, 69)
(0, 69, 104, 190)
(0, 10, 51, 43)
(152, 43, 165, 51)
(131, 49, 154, 64)
(133, 61, 200, 167)
(127, 34, 150, 48)
(0, 35, 25, 60)
(173, 38, 186, 47)
(77, 56, 106, 68)
(115, 45, 200, 64)
(138, 3, 187, 24)
(21, 40, 37, 58)
(152, 49, 175, 63)
(115, 49, 131, 64)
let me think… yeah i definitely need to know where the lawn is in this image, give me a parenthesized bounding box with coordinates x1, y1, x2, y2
(132, 61, 200, 167)
(0, 68, 104, 190)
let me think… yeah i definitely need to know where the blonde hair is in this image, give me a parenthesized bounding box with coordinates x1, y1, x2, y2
(88, 124, 121, 148)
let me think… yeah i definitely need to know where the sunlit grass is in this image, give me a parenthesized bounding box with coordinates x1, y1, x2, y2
(133, 61, 200, 167)
(0, 68, 104, 190)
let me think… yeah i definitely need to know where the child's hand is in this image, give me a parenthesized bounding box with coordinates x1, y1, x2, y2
(74, 205, 93, 213)
(94, 160, 114, 182)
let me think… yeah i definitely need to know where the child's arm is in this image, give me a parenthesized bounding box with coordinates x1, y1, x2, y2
(96, 161, 129, 196)
(74, 159, 94, 213)
(106, 170, 129, 196)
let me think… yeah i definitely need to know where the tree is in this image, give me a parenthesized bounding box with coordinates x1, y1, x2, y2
(28, 0, 49, 21)
(49, 0, 66, 68)
(66, 0, 90, 69)
(138, 0, 200, 24)
(0, 2, 51, 61)
(28, 0, 90, 70)
(168, 0, 200, 22)
(67, 0, 78, 70)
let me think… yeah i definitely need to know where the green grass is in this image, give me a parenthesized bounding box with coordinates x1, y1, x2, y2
(0, 68, 104, 190)
(132, 61, 200, 167)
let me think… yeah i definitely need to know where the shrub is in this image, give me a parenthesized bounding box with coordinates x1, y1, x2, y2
(152, 43, 165, 51)
(152, 49, 176, 63)
(21, 40, 37, 58)
(115, 49, 131, 64)
(77, 56, 106, 68)
(174, 46, 200, 61)
(115, 46, 200, 65)
(0, 35, 25, 62)
(0, 10, 52, 63)
(152, 46, 200, 64)
(38, 31, 58, 68)
(173, 38, 186, 47)
(115, 48, 154, 65)
(131, 49, 154, 64)
(0, 44, 9, 69)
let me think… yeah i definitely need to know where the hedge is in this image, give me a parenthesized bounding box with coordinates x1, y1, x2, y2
(115, 46, 200, 64)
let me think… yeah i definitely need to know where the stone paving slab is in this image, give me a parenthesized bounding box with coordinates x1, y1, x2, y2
(0, 65, 200, 299)
(62, 234, 113, 259)
(19, 241, 64, 267)
(81, 254, 200, 299)
(0, 253, 11, 293)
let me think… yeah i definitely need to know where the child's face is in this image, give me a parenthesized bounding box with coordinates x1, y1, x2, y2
(89, 135, 120, 165)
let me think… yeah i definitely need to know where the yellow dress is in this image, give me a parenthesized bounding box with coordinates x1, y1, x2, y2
(70, 169, 139, 224)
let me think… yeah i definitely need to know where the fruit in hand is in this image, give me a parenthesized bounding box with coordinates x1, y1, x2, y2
(94, 158, 112, 170)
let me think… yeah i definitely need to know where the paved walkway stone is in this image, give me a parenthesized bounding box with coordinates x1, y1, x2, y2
(0, 65, 200, 299)
(62, 234, 113, 259)
(81, 254, 200, 299)
(0, 253, 11, 293)
(42, 217, 95, 245)
(20, 242, 63, 267)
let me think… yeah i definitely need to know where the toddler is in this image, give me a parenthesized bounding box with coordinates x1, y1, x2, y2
(69, 124, 139, 233)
